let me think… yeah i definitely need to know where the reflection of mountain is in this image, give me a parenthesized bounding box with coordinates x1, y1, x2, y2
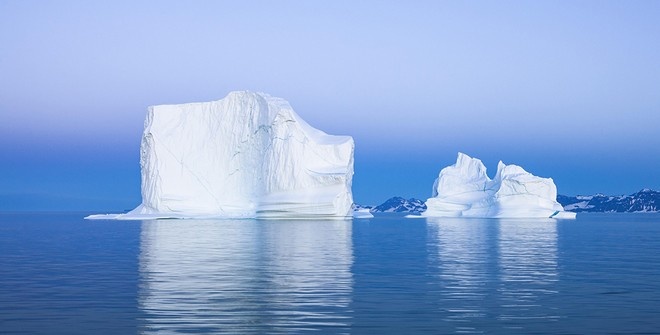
(427, 217, 493, 333)
(138, 219, 353, 334)
(497, 219, 559, 329)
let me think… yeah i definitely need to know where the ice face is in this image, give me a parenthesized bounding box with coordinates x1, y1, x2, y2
(117, 91, 354, 219)
(423, 153, 576, 219)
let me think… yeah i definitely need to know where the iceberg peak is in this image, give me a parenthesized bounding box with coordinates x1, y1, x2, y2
(432, 152, 490, 198)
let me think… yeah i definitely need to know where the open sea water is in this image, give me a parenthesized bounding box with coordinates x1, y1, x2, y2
(1, 212, 660, 334)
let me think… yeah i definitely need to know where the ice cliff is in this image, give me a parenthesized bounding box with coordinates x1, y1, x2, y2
(98, 91, 354, 219)
(423, 153, 575, 219)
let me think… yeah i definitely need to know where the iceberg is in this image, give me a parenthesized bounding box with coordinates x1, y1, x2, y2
(423, 153, 576, 219)
(89, 91, 354, 220)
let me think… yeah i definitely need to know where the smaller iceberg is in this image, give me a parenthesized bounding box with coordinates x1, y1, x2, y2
(423, 153, 576, 219)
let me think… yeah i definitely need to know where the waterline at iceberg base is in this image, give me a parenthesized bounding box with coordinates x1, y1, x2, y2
(423, 153, 576, 219)
(87, 91, 354, 220)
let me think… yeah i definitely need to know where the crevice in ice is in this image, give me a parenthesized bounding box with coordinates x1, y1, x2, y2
(251, 124, 272, 136)
(272, 135, 295, 141)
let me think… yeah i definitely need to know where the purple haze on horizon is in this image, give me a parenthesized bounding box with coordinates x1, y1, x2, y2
(1, 1, 659, 209)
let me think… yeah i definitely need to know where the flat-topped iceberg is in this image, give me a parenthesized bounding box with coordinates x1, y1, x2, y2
(88, 91, 354, 220)
(423, 153, 576, 219)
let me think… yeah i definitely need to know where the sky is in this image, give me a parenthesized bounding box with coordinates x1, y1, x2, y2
(1, 0, 659, 210)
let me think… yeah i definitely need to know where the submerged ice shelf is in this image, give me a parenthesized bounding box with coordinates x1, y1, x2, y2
(423, 153, 576, 219)
(88, 91, 354, 220)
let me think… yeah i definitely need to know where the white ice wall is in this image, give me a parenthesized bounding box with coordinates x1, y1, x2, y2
(121, 91, 354, 219)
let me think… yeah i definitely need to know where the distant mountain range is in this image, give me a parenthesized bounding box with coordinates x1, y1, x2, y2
(368, 197, 427, 214)
(557, 189, 659, 213)
(363, 189, 659, 214)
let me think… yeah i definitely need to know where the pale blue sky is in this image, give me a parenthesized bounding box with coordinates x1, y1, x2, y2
(1, 0, 659, 209)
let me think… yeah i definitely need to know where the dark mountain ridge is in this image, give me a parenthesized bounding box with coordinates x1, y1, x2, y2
(557, 189, 659, 213)
(364, 189, 659, 214)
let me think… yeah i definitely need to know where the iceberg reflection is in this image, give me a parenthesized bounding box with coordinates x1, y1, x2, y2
(427, 217, 561, 333)
(497, 219, 560, 328)
(138, 219, 353, 334)
(427, 217, 493, 334)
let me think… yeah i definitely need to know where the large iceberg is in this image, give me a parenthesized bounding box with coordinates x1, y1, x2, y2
(90, 91, 354, 220)
(423, 153, 576, 219)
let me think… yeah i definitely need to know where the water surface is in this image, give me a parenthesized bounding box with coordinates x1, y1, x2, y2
(1, 212, 659, 334)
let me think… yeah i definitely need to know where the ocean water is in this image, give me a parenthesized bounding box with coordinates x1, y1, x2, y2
(1, 212, 660, 334)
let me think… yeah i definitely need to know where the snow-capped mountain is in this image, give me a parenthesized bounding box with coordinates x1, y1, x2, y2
(359, 189, 659, 215)
(353, 204, 373, 211)
(371, 197, 427, 214)
(557, 189, 659, 213)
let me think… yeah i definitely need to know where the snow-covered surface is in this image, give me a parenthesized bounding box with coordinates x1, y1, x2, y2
(352, 208, 374, 219)
(87, 91, 354, 220)
(85, 214, 121, 220)
(423, 153, 576, 219)
(563, 201, 591, 211)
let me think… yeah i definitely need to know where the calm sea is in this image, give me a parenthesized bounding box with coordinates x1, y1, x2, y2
(1, 212, 660, 334)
